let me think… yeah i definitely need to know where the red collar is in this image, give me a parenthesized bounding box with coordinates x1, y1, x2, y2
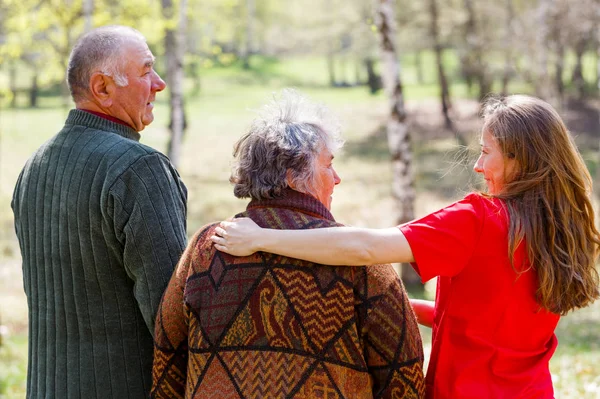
(79, 109, 134, 129)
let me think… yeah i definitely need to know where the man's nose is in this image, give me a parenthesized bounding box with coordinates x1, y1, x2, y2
(152, 70, 167, 92)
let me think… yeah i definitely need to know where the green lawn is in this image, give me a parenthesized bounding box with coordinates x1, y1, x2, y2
(0, 335, 28, 398)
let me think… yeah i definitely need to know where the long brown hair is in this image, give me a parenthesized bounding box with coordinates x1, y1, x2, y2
(482, 95, 600, 315)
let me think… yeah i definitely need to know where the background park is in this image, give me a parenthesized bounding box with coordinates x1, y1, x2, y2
(0, 0, 600, 397)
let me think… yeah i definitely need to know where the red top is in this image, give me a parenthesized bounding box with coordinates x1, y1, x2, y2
(400, 193, 559, 399)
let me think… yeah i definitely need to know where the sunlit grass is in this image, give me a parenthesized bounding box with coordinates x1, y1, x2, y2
(0, 334, 28, 399)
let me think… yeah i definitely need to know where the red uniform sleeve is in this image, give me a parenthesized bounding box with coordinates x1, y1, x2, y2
(399, 193, 485, 283)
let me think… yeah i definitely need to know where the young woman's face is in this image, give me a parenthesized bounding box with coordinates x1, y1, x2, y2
(473, 129, 516, 195)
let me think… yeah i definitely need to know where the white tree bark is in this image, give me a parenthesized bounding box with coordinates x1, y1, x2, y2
(375, 0, 421, 289)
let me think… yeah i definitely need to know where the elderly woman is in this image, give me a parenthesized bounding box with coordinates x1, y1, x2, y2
(151, 90, 425, 399)
(212, 95, 600, 398)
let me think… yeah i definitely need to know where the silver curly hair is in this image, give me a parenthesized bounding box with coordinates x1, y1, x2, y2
(67, 25, 145, 102)
(231, 89, 344, 200)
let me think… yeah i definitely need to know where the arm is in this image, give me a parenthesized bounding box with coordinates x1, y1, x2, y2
(111, 153, 188, 333)
(410, 299, 434, 328)
(211, 217, 414, 266)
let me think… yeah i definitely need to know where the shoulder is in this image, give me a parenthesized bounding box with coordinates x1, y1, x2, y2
(174, 223, 217, 278)
(102, 132, 166, 165)
(180, 222, 264, 278)
(105, 141, 181, 192)
(461, 192, 508, 225)
(362, 263, 406, 297)
(424, 192, 500, 222)
(456, 192, 487, 211)
(188, 223, 219, 253)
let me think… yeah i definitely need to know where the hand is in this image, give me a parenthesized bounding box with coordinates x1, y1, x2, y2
(211, 217, 262, 256)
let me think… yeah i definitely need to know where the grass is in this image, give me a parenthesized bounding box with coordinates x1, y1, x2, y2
(552, 304, 600, 398)
(0, 335, 28, 399)
(1, 55, 600, 397)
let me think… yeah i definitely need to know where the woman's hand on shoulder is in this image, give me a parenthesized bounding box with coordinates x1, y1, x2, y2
(211, 217, 262, 256)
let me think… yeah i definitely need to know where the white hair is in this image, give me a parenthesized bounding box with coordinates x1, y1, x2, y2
(231, 89, 344, 200)
(67, 25, 145, 101)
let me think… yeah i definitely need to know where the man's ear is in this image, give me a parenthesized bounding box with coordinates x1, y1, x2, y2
(285, 169, 296, 189)
(89, 72, 113, 107)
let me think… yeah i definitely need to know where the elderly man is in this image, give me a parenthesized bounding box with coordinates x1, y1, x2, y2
(11, 26, 187, 398)
(152, 90, 424, 398)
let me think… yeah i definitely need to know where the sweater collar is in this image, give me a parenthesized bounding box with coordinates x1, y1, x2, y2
(247, 188, 335, 222)
(66, 109, 141, 142)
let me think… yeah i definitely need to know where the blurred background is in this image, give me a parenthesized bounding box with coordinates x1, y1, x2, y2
(0, 0, 599, 397)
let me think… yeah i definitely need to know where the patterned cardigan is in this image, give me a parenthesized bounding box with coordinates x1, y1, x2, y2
(152, 189, 425, 398)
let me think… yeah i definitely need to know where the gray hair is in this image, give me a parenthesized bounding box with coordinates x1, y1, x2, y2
(231, 89, 344, 200)
(67, 25, 145, 102)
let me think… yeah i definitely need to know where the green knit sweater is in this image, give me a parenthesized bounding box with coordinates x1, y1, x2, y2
(12, 109, 188, 398)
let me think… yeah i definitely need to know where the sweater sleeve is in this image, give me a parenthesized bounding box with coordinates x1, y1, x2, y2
(358, 266, 425, 398)
(108, 152, 188, 333)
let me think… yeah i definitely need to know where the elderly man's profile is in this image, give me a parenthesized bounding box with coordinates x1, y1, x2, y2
(12, 25, 187, 398)
(151, 89, 424, 398)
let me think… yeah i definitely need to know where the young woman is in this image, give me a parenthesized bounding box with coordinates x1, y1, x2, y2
(211, 95, 600, 399)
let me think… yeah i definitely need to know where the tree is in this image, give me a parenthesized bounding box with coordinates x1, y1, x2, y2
(162, 0, 188, 167)
(548, 0, 568, 102)
(501, 0, 515, 95)
(375, 0, 422, 291)
(242, 0, 256, 69)
(462, 0, 491, 101)
(428, 0, 453, 130)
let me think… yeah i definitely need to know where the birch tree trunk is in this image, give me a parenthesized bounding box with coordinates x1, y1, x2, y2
(429, 0, 453, 129)
(162, 0, 187, 167)
(375, 0, 422, 290)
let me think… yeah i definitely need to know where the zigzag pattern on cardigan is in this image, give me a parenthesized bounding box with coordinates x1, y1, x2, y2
(152, 189, 425, 399)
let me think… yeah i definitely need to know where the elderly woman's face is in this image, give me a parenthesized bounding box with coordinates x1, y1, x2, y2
(473, 129, 516, 195)
(312, 146, 341, 210)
